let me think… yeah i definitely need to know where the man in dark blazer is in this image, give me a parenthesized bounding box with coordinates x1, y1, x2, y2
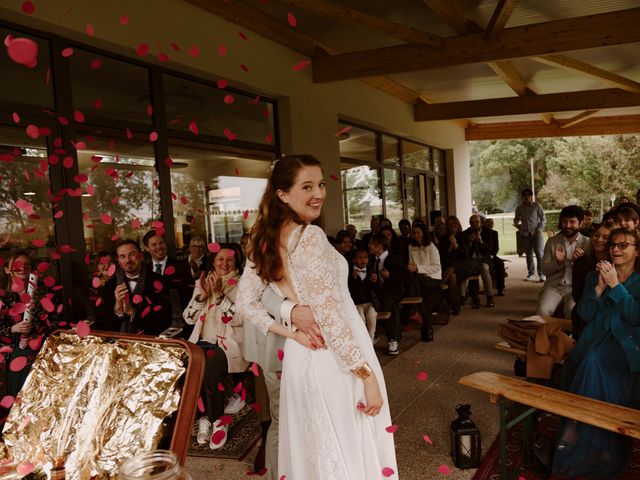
(142, 229, 194, 314)
(368, 233, 408, 355)
(99, 239, 172, 336)
(483, 218, 506, 296)
(186, 235, 208, 280)
(463, 215, 495, 308)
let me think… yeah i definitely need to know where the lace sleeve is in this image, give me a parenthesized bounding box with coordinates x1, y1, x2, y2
(290, 225, 366, 371)
(236, 261, 273, 335)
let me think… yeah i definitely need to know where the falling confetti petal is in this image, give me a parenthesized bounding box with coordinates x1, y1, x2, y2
(385, 425, 398, 433)
(437, 464, 452, 475)
(238, 32, 248, 40)
(240, 64, 249, 72)
(417, 371, 428, 381)
(223, 94, 234, 104)
(25, 124, 39, 139)
(423, 434, 433, 445)
(243, 210, 249, 219)
(292, 60, 311, 71)
(76, 320, 90, 337)
(6, 37, 38, 68)
(149, 131, 158, 142)
(287, 12, 297, 27)
(208, 242, 221, 253)
(250, 362, 260, 376)
(100, 213, 113, 224)
(136, 43, 149, 56)
(277, 349, 284, 361)
(335, 125, 352, 137)
(329, 174, 338, 181)
(211, 429, 226, 445)
(90, 59, 102, 70)
(0, 396, 14, 409)
(217, 44, 227, 56)
(382, 467, 395, 477)
(85, 24, 95, 37)
(119, 15, 129, 25)
(164, 265, 175, 275)
(61, 47, 74, 57)
(197, 397, 205, 412)
(40, 296, 55, 312)
(188, 44, 200, 57)
(217, 78, 228, 89)
(188, 121, 199, 135)
(21, 1, 35, 15)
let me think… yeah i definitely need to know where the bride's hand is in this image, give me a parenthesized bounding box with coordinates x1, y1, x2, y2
(292, 330, 318, 350)
(361, 374, 383, 416)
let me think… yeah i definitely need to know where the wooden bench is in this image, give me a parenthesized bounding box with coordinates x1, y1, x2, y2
(459, 371, 640, 479)
(377, 296, 423, 321)
(494, 340, 526, 358)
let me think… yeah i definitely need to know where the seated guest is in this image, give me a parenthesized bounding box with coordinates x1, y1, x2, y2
(537, 206, 590, 319)
(580, 209, 597, 237)
(143, 229, 193, 310)
(187, 235, 208, 279)
(571, 220, 617, 339)
(361, 216, 381, 248)
(100, 239, 172, 335)
(614, 204, 640, 231)
(335, 229, 354, 263)
(430, 216, 445, 245)
(439, 216, 472, 307)
(369, 233, 408, 355)
(553, 228, 640, 478)
(483, 218, 506, 296)
(95, 251, 116, 287)
(380, 225, 405, 262)
(345, 224, 360, 249)
(397, 219, 412, 264)
(347, 247, 378, 342)
(407, 223, 441, 342)
(183, 246, 247, 450)
(380, 217, 393, 229)
(0, 251, 62, 398)
(463, 215, 495, 308)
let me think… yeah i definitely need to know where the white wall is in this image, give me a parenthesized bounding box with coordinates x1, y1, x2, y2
(1, 0, 472, 233)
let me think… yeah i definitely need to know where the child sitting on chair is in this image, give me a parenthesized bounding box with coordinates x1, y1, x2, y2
(347, 247, 379, 343)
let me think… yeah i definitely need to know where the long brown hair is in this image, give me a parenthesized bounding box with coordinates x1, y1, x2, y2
(248, 154, 322, 283)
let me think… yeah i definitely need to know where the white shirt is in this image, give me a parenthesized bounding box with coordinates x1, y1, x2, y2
(153, 256, 168, 275)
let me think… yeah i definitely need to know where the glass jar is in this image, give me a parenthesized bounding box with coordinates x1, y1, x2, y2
(118, 450, 192, 480)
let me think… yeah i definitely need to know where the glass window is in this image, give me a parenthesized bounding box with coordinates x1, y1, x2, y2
(0, 125, 54, 252)
(69, 49, 151, 125)
(405, 174, 416, 221)
(384, 169, 404, 226)
(382, 135, 399, 167)
(403, 140, 431, 171)
(163, 74, 275, 145)
(433, 148, 446, 173)
(0, 27, 53, 108)
(76, 129, 159, 254)
(338, 124, 377, 163)
(341, 163, 382, 234)
(169, 140, 274, 249)
(437, 175, 448, 213)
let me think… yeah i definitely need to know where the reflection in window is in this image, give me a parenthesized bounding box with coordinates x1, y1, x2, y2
(69, 49, 151, 125)
(338, 124, 377, 163)
(403, 140, 431, 171)
(384, 169, 403, 226)
(405, 175, 416, 221)
(437, 175, 448, 213)
(0, 27, 53, 108)
(0, 126, 53, 251)
(433, 148, 445, 173)
(169, 141, 273, 248)
(382, 135, 399, 167)
(77, 132, 158, 254)
(163, 75, 274, 145)
(341, 164, 382, 234)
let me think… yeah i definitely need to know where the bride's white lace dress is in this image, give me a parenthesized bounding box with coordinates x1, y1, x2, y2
(237, 225, 398, 480)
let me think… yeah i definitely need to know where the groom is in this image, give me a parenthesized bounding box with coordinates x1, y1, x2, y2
(243, 287, 324, 479)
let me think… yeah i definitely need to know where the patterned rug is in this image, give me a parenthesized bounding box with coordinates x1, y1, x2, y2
(473, 411, 640, 480)
(187, 406, 261, 461)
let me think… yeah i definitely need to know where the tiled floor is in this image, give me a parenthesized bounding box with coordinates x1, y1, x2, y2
(185, 255, 544, 479)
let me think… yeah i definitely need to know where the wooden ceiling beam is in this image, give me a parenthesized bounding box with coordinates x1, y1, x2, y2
(414, 88, 640, 121)
(466, 115, 640, 140)
(485, 0, 517, 39)
(273, 0, 443, 47)
(420, 0, 483, 35)
(185, 0, 423, 105)
(560, 110, 600, 128)
(532, 54, 640, 93)
(487, 60, 534, 96)
(313, 8, 640, 82)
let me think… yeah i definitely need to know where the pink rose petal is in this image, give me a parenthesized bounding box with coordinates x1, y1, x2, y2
(210, 429, 226, 445)
(217, 79, 228, 89)
(28, 336, 43, 350)
(208, 242, 221, 253)
(16, 462, 34, 476)
(188, 121, 199, 135)
(217, 44, 227, 56)
(149, 131, 158, 142)
(91, 275, 101, 288)
(238, 32, 248, 41)
(277, 349, 284, 361)
(25, 124, 39, 139)
(335, 125, 352, 137)
(73, 110, 85, 123)
(164, 265, 175, 276)
(136, 43, 149, 56)
(21, 1, 35, 15)
(61, 47, 74, 57)
(85, 24, 95, 37)
(223, 94, 234, 104)
(100, 213, 113, 225)
(90, 59, 102, 70)
(76, 320, 91, 337)
(250, 362, 260, 376)
(119, 15, 129, 25)
(9, 356, 28, 372)
(382, 467, 394, 477)
(417, 371, 428, 381)
(287, 12, 297, 27)
(132, 294, 143, 305)
(385, 424, 398, 433)
(197, 396, 205, 413)
(243, 210, 249, 220)
(11, 111, 20, 123)
(423, 434, 433, 445)
(188, 44, 200, 57)
(6, 37, 38, 68)
(240, 64, 249, 72)
(437, 464, 452, 475)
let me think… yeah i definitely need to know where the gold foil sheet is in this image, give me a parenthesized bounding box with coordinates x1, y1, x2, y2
(1, 332, 186, 479)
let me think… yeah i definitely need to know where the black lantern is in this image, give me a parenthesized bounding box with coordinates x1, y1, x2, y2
(450, 404, 482, 468)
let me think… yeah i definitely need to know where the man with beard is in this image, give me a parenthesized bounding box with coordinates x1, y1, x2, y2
(537, 206, 591, 318)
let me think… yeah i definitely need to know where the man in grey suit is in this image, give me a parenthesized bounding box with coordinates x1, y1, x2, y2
(243, 286, 323, 479)
(537, 205, 591, 319)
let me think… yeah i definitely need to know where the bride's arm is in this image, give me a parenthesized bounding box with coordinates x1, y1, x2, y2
(291, 226, 367, 371)
(236, 261, 276, 334)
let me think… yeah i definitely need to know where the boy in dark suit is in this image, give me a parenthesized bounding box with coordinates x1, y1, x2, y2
(347, 247, 378, 342)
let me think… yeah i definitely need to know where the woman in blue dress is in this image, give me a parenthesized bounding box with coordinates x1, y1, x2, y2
(552, 227, 640, 478)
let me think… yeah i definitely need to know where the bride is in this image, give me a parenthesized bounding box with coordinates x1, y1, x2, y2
(236, 154, 398, 479)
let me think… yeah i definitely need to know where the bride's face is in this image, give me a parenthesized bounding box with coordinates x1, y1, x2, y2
(278, 165, 326, 223)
